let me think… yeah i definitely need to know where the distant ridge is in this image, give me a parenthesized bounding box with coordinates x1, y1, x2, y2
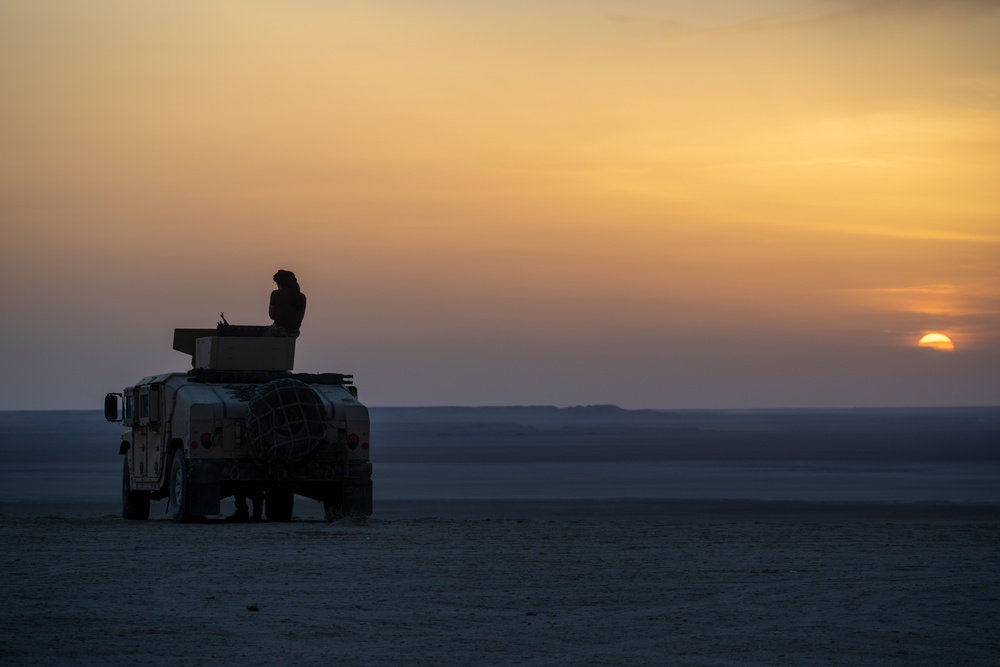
(2, 407, 999, 465)
(370, 405, 1000, 462)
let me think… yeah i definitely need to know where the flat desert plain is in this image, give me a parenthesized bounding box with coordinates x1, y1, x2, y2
(2, 407, 999, 665)
(1, 499, 998, 666)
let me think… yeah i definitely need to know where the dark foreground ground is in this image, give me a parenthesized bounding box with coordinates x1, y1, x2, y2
(1, 499, 998, 666)
(1, 408, 998, 664)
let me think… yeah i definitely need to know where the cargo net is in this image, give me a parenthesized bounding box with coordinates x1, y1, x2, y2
(245, 378, 326, 466)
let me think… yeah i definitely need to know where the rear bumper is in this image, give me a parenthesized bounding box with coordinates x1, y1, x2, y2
(183, 459, 372, 518)
(189, 458, 372, 484)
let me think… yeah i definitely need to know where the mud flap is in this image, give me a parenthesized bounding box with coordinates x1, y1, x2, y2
(189, 483, 221, 517)
(343, 479, 372, 517)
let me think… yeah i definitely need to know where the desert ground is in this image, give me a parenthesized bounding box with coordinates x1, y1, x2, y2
(2, 408, 999, 665)
(1, 498, 998, 666)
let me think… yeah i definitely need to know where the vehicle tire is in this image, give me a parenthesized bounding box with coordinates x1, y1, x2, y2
(167, 453, 194, 522)
(265, 490, 294, 522)
(122, 457, 150, 520)
(323, 498, 342, 522)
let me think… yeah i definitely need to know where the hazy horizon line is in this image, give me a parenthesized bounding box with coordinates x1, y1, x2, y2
(3, 404, 999, 415)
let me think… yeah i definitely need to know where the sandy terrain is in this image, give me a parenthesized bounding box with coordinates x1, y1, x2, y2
(2, 409, 998, 664)
(1, 499, 998, 666)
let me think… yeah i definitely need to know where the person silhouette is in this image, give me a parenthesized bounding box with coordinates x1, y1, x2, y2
(225, 269, 305, 522)
(268, 269, 306, 338)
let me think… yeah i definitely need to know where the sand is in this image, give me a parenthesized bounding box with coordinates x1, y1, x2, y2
(1, 499, 998, 666)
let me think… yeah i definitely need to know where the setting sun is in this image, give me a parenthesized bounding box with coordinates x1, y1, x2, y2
(918, 333, 955, 351)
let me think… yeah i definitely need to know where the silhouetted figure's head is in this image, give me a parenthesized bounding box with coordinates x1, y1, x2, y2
(273, 269, 301, 294)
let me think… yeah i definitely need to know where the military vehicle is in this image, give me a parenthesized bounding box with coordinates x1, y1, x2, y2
(105, 324, 372, 522)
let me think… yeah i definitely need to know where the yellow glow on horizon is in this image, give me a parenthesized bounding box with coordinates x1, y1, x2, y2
(918, 333, 955, 351)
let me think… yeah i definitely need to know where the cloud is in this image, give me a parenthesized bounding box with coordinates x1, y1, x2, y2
(851, 281, 1000, 348)
(856, 282, 1000, 317)
(825, 0, 1000, 23)
(806, 0, 1000, 31)
(609, 0, 1000, 40)
(725, 157, 910, 170)
(823, 224, 1000, 244)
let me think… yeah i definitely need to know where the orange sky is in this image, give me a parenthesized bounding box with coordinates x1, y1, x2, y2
(1, 0, 998, 409)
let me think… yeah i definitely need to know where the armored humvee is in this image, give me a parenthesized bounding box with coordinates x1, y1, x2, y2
(105, 325, 372, 522)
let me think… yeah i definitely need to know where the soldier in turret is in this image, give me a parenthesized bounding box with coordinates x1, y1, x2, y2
(228, 269, 306, 521)
(269, 269, 306, 338)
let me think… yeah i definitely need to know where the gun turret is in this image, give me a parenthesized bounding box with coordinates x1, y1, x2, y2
(172, 327, 295, 371)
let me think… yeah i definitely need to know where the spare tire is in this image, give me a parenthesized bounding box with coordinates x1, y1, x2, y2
(245, 378, 326, 465)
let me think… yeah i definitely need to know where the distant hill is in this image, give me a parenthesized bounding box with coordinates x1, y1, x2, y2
(2, 406, 998, 465)
(371, 406, 1000, 463)
(0, 411, 124, 464)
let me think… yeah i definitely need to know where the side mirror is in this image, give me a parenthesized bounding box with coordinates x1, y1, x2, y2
(105, 393, 122, 423)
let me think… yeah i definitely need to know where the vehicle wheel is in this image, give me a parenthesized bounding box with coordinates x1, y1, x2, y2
(323, 499, 342, 522)
(265, 490, 294, 522)
(167, 453, 194, 522)
(122, 457, 150, 520)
